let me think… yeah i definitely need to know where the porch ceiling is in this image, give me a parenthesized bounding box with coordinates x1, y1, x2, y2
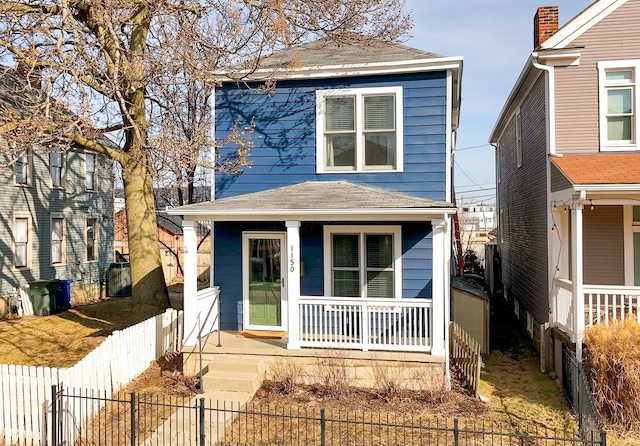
(552, 153, 640, 186)
(167, 181, 455, 221)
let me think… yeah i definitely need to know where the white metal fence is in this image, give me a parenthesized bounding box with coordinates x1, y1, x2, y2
(0, 308, 183, 446)
(297, 297, 432, 352)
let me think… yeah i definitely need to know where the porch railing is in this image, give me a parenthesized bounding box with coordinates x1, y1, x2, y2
(296, 296, 432, 352)
(552, 279, 640, 337)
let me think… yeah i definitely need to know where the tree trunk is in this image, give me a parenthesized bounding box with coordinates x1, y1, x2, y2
(122, 154, 171, 316)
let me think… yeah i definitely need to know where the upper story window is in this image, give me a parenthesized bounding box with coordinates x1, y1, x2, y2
(85, 152, 96, 191)
(598, 61, 639, 151)
(50, 149, 65, 188)
(15, 151, 30, 186)
(316, 87, 403, 173)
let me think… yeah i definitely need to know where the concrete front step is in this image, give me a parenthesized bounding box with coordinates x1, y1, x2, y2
(200, 355, 267, 394)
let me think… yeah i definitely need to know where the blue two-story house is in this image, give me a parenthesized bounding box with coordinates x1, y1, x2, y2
(169, 40, 463, 358)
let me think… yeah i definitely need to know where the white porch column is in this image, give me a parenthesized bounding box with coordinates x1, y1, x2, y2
(183, 220, 199, 347)
(286, 221, 301, 350)
(571, 203, 584, 361)
(431, 218, 448, 357)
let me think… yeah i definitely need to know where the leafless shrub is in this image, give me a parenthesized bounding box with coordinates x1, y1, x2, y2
(371, 360, 406, 401)
(584, 317, 640, 428)
(311, 350, 353, 398)
(268, 356, 304, 394)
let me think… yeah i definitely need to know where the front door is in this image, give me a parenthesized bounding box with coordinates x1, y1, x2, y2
(243, 233, 286, 330)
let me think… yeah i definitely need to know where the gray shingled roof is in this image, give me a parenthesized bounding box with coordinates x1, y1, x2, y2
(168, 181, 453, 221)
(256, 39, 443, 71)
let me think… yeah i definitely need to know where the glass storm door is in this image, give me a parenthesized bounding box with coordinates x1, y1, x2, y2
(244, 233, 286, 330)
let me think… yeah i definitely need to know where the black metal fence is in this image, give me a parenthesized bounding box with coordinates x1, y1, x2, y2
(561, 344, 606, 445)
(51, 386, 606, 446)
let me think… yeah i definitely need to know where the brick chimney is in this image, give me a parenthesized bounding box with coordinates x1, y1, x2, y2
(534, 6, 559, 48)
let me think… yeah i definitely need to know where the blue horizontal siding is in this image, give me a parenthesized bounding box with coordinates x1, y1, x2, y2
(216, 71, 448, 201)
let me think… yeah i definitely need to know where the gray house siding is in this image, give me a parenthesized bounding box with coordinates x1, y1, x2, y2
(498, 74, 550, 325)
(0, 142, 113, 300)
(555, 0, 640, 154)
(550, 163, 572, 192)
(583, 205, 625, 286)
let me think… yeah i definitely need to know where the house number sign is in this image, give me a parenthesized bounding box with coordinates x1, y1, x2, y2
(290, 244, 295, 272)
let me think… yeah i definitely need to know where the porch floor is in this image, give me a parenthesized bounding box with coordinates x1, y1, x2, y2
(186, 330, 445, 364)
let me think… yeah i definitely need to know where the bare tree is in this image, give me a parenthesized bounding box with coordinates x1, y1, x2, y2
(0, 0, 411, 317)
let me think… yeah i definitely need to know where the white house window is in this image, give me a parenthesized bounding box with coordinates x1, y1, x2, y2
(51, 215, 65, 264)
(15, 152, 30, 185)
(85, 152, 96, 190)
(87, 217, 98, 261)
(14, 216, 30, 268)
(50, 149, 64, 188)
(323, 225, 402, 299)
(598, 61, 640, 151)
(316, 87, 403, 173)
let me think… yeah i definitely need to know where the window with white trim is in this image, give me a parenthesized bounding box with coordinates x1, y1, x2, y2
(87, 217, 98, 261)
(85, 152, 96, 190)
(50, 149, 64, 188)
(598, 61, 640, 151)
(15, 151, 30, 185)
(323, 225, 402, 298)
(13, 216, 30, 268)
(51, 215, 65, 265)
(316, 87, 403, 172)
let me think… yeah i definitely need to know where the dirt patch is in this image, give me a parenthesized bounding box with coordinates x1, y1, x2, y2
(125, 352, 197, 396)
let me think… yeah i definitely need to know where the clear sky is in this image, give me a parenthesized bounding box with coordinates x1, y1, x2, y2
(403, 0, 591, 204)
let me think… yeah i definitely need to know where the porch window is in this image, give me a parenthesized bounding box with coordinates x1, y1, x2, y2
(316, 87, 403, 173)
(324, 226, 401, 298)
(598, 61, 640, 151)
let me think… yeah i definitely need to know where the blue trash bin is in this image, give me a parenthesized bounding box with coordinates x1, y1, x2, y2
(58, 279, 73, 310)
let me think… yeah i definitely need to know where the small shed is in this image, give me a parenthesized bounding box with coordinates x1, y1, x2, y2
(451, 276, 490, 354)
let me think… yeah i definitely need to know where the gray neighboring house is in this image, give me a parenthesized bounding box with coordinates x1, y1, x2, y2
(0, 69, 114, 315)
(490, 0, 640, 372)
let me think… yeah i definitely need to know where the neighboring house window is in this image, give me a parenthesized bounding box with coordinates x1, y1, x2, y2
(14, 216, 30, 268)
(87, 217, 98, 261)
(598, 60, 639, 151)
(50, 149, 64, 188)
(85, 152, 96, 190)
(316, 87, 403, 173)
(15, 152, 30, 185)
(516, 113, 522, 168)
(323, 225, 402, 299)
(51, 215, 65, 264)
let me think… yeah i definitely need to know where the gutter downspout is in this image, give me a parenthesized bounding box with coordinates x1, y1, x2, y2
(531, 55, 556, 157)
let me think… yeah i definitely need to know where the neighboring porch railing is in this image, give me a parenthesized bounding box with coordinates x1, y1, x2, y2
(552, 279, 640, 338)
(296, 296, 432, 352)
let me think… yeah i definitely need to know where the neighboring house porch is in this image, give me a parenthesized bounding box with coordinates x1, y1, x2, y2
(549, 153, 640, 359)
(170, 181, 454, 358)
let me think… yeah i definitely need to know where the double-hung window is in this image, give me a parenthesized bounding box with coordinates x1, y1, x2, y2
(15, 151, 30, 185)
(14, 216, 30, 268)
(598, 61, 640, 151)
(85, 152, 96, 191)
(87, 217, 98, 261)
(324, 226, 401, 299)
(51, 215, 65, 265)
(316, 87, 403, 172)
(50, 149, 64, 188)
